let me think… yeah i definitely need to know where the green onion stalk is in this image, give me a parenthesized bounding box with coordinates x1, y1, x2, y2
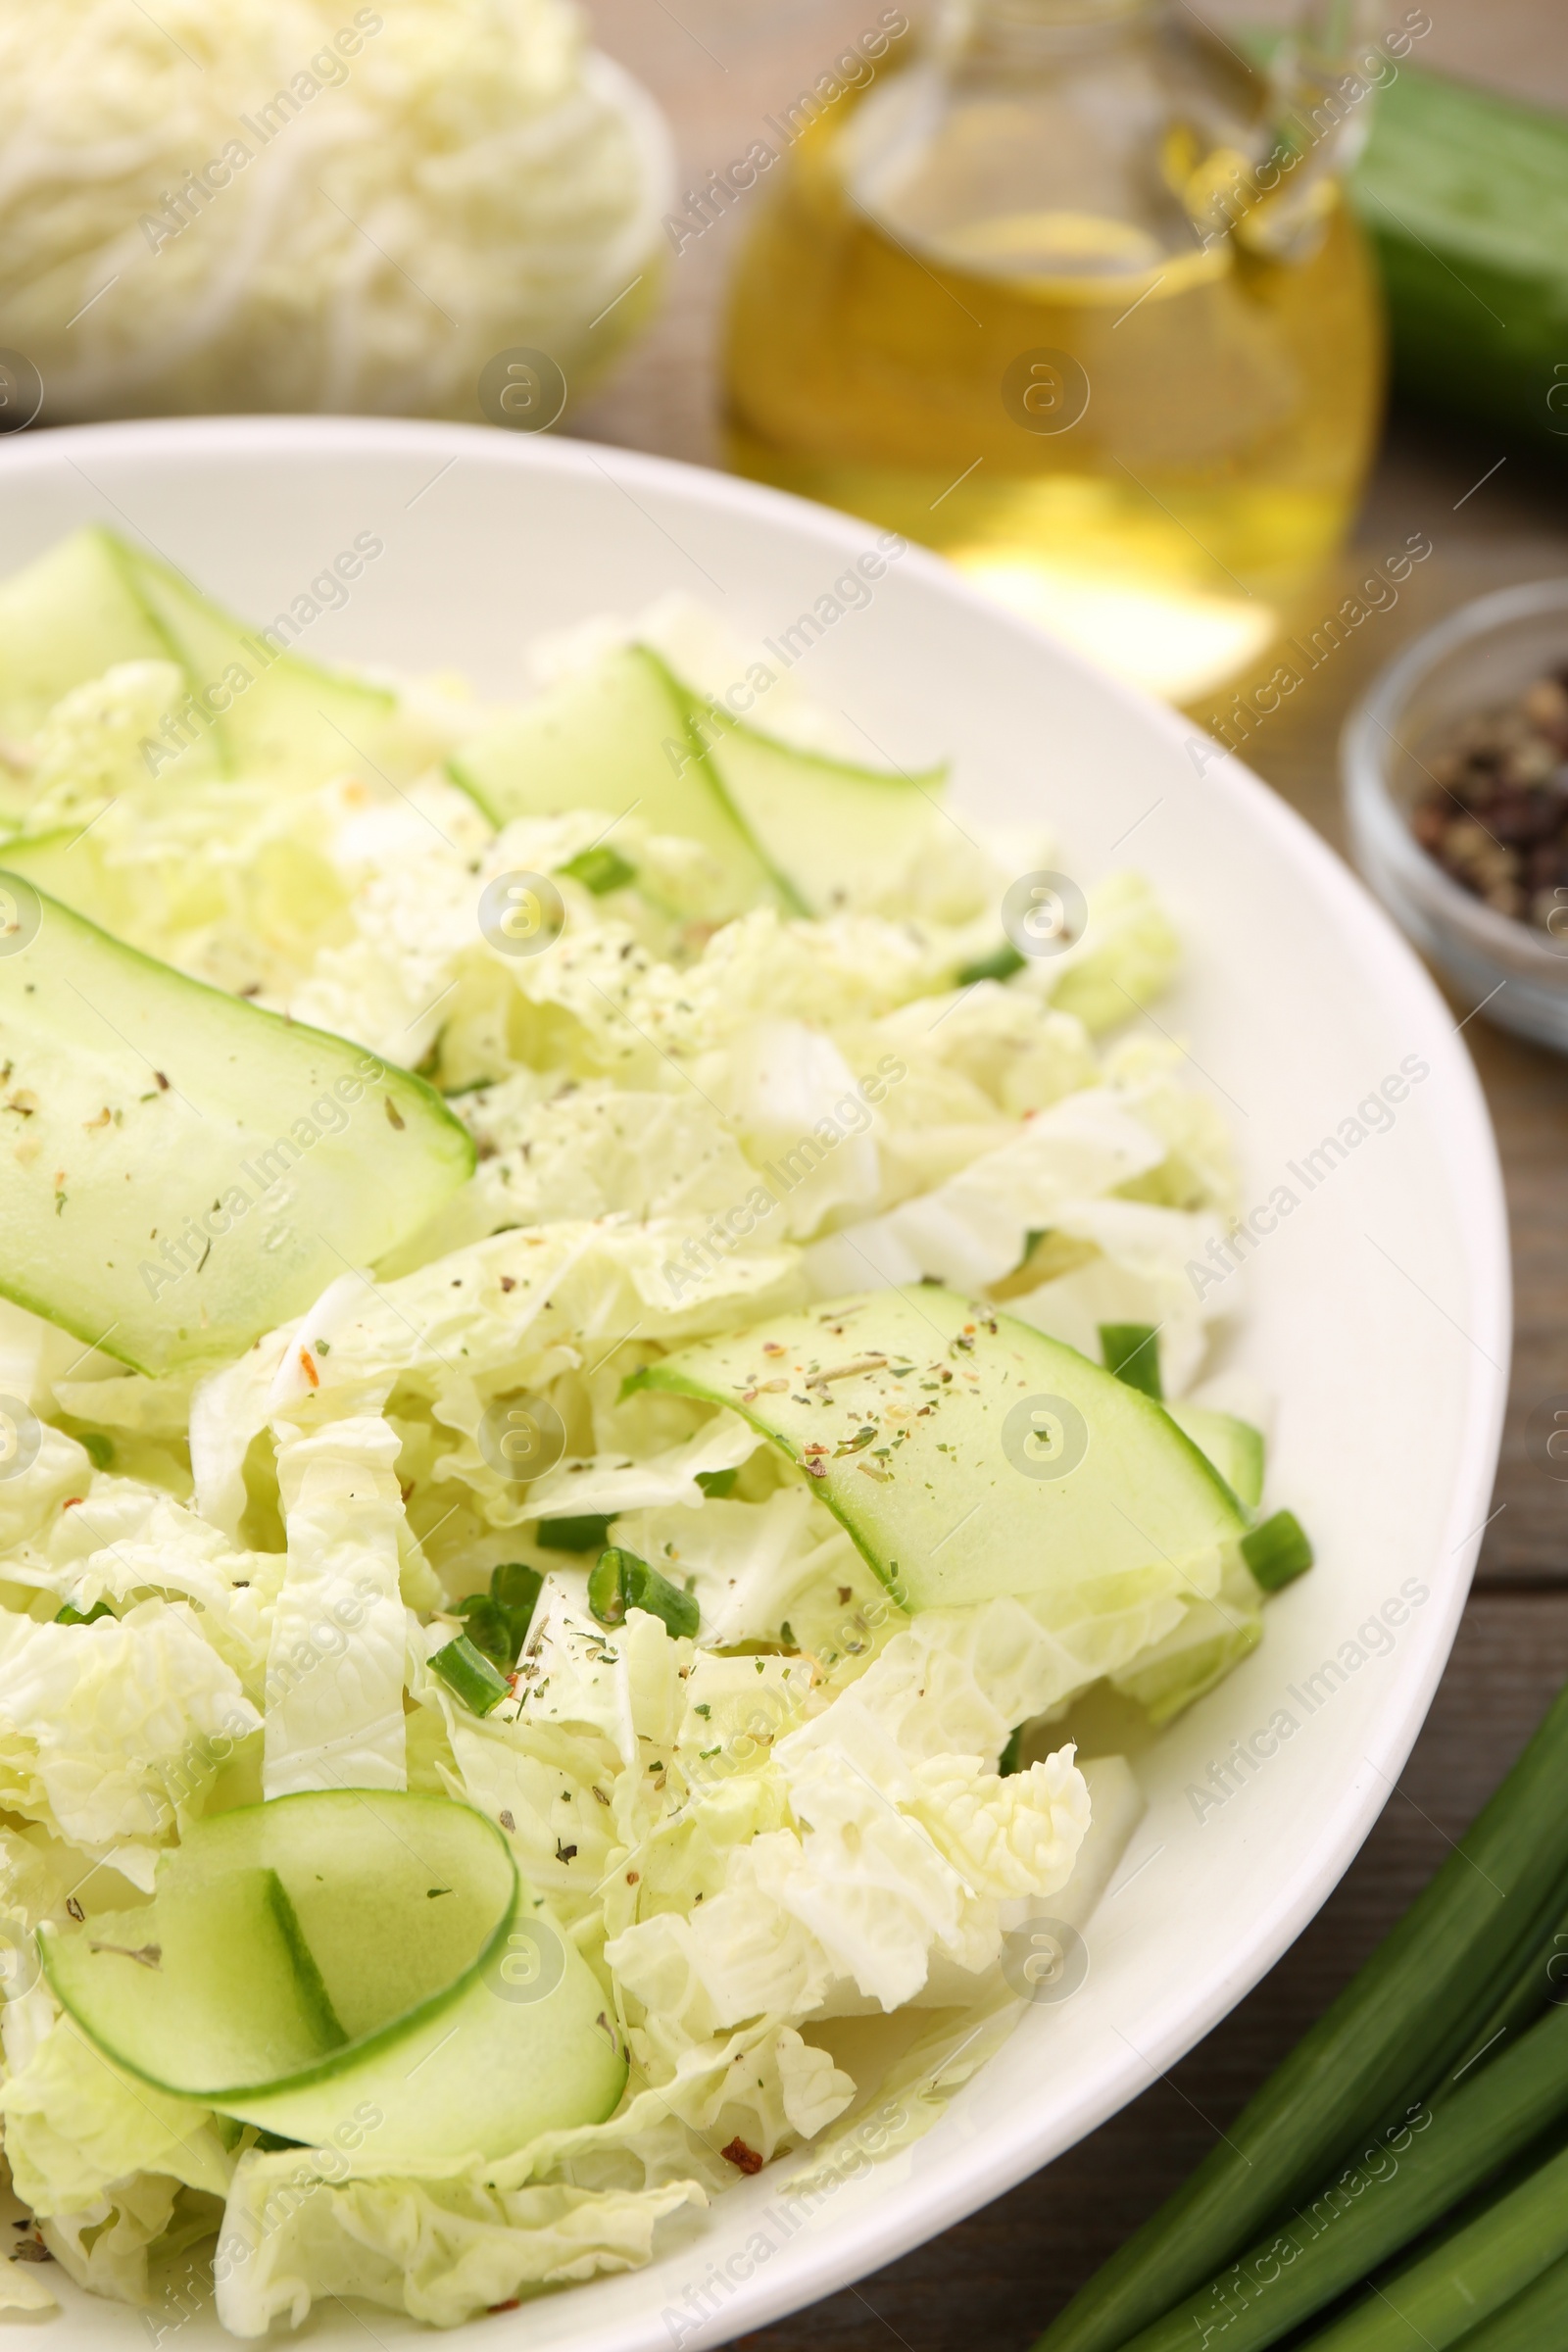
(1290, 2140, 1568, 2351)
(1036, 1683, 1568, 2352)
(1110, 1994, 1568, 2352)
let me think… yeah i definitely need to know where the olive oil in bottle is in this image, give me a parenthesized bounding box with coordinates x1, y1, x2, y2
(724, 0, 1384, 701)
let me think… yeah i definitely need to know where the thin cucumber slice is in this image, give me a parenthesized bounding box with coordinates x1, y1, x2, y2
(0, 527, 420, 791)
(0, 875, 472, 1373)
(112, 538, 411, 788)
(1166, 1403, 1265, 1512)
(265, 1868, 348, 2049)
(630, 1288, 1246, 1610)
(232, 1890, 625, 2157)
(698, 711, 949, 914)
(44, 1792, 512, 2094)
(446, 643, 947, 919)
(42, 1791, 624, 2161)
(447, 645, 788, 908)
(0, 528, 202, 751)
(0, 826, 136, 938)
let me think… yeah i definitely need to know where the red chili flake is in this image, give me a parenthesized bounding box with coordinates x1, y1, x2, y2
(65, 1896, 83, 1922)
(500, 1275, 516, 1293)
(299, 1348, 319, 1388)
(721, 2137, 763, 2176)
(488, 2301, 521, 2314)
(625, 1869, 640, 1885)
(153, 1071, 170, 1092)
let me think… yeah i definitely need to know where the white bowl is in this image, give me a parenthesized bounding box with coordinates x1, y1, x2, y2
(0, 417, 1509, 2349)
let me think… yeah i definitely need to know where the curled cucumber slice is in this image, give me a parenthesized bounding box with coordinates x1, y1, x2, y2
(0, 876, 472, 1374)
(42, 1790, 624, 2161)
(630, 1287, 1247, 1611)
(1167, 1402, 1266, 1513)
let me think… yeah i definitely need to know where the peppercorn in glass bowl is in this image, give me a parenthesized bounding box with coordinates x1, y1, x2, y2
(1344, 578, 1568, 1053)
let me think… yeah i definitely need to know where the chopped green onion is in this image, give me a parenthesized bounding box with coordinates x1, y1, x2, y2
(1112, 1998, 1568, 2352)
(956, 941, 1026, 987)
(559, 845, 637, 896)
(1242, 1508, 1315, 1592)
(1034, 1679, 1568, 2352)
(585, 1547, 632, 1628)
(1288, 2139, 1568, 2352)
(1100, 1323, 1162, 1400)
(78, 1431, 114, 1471)
(535, 1514, 612, 1553)
(454, 1562, 543, 1671)
(587, 1547, 700, 1641)
(999, 1726, 1024, 1776)
(453, 1594, 513, 1669)
(55, 1599, 114, 1627)
(491, 1559, 542, 1634)
(696, 1468, 737, 1497)
(430, 1634, 511, 1717)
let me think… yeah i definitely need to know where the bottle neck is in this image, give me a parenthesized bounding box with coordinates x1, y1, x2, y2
(935, 0, 1164, 69)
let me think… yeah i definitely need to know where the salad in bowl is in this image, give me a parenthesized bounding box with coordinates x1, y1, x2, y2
(0, 524, 1307, 2333)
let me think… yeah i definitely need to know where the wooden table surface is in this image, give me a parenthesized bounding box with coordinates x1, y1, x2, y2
(573, 3, 1568, 2341)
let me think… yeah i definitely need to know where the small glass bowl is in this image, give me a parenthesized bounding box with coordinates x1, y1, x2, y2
(1343, 578, 1568, 1053)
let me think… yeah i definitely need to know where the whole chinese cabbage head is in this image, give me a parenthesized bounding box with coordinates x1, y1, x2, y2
(0, 0, 670, 421)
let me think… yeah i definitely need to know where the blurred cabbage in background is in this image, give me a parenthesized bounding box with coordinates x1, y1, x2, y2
(0, 0, 671, 422)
